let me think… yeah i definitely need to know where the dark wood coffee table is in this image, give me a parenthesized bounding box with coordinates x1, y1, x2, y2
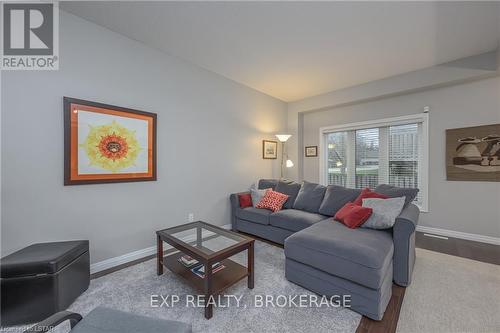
(156, 221, 254, 319)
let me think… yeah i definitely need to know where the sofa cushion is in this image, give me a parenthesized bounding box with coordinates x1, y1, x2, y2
(235, 207, 272, 225)
(334, 203, 373, 229)
(353, 188, 388, 206)
(361, 197, 405, 229)
(284, 220, 394, 289)
(258, 179, 278, 190)
(270, 209, 327, 232)
(256, 190, 289, 212)
(318, 185, 362, 216)
(238, 193, 253, 208)
(250, 185, 269, 207)
(375, 184, 419, 208)
(275, 180, 302, 209)
(293, 181, 326, 213)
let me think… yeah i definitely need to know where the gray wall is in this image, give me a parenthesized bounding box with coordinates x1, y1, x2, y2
(1, 12, 287, 262)
(301, 77, 500, 238)
(286, 51, 498, 183)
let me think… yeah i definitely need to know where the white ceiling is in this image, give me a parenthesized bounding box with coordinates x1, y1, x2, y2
(62, 1, 500, 102)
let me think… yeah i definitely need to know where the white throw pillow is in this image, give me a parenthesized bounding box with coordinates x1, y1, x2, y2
(250, 184, 270, 207)
(361, 197, 405, 229)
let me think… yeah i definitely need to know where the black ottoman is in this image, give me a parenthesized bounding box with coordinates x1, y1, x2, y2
(1, 240, 90, 326)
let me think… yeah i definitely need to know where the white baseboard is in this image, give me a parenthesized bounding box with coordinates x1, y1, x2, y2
(416, 226, 500, 245)
(90, 223, 233, 274)
(90, 246, 157, 274)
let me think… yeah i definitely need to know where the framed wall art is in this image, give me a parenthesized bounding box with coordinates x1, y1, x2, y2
(262, 140, 278, 159)
(305, 146, 318, 157)
(446, 124, 499, 182)
(64, 97, 157, 185)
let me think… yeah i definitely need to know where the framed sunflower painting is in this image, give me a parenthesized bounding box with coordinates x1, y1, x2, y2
(64, 97, 157, 185)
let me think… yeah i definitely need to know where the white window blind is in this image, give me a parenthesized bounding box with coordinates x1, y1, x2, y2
(389, 123, 421, 203)
(320, 114, 428, 211)
(355, 128, 380, 189)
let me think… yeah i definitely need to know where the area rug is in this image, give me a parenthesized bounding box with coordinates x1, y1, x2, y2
(397, 248, 500, 333)
(1, 240, 360, 333)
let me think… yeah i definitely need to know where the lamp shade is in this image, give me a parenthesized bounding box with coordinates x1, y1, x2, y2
(286, 159, 294, 168)
(275, 134, 292, 142)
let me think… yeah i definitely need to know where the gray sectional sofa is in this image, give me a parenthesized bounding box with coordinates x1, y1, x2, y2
(230, 179, 419, 320)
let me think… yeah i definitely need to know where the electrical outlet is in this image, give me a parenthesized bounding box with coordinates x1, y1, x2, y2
(188, 213, 194, 222)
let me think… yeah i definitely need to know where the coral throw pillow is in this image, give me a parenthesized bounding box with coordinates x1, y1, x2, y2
(238, 193, 253, 208)
(353, 188, 389, 206)
(334, 203, 373, 229)
(256, 190, 289, 212)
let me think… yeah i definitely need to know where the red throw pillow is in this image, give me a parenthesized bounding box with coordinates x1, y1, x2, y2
(353, 188, 389, 206)
(334, 203, 373, 229)
(238, 193, 253, 208)
(256, 190, 289, 212)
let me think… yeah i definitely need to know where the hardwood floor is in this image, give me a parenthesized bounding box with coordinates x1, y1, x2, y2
(415, 231, 500, 265)
(356, 285, 405, 333)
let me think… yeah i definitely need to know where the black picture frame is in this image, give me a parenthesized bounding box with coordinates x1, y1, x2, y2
(305, 146, 318, 157)
(262, 140, 278, 159)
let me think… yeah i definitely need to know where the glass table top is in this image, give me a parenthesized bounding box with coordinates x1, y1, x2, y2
(158, 221, 250, 256)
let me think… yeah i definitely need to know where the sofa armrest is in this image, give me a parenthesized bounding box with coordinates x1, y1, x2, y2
(230, 192, 250, 230)
(24, 311, 83, 332)
(392, 203, 420, 286)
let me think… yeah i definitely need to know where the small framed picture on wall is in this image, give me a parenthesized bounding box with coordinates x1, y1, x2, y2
(262, 140, 278, 159)
(305, 146, 318, 157)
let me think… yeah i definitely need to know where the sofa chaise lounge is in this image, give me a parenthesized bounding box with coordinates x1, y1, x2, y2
(230, 179, 419, 320)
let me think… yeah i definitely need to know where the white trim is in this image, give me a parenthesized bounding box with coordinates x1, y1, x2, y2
(319, 113, 427, 134)
(423, 233, 449, 240)
(417, 226, 500, 245)
(417, 113, 429, 212)
(90, 223, 233, 274)
(90, 245, 157, 274)
(319, 129, 326, 184)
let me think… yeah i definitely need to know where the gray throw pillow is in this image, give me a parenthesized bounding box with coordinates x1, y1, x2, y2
(361, 197, 405, 229)
(318, 185, 362, 216)
(374, 184, 419, 208)
(250, 184, 269, 207)
(258, 179, 278, 190)
(293, 181, 326, 213)
(275, 180, 302, 209)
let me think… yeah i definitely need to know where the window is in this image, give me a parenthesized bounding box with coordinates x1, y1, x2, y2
(320, 114, 428, 211)
(326, 131, 347, 187)
(355, 128, 380, 189)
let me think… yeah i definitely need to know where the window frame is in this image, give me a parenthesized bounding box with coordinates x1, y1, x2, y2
(319, 113, 429, 212)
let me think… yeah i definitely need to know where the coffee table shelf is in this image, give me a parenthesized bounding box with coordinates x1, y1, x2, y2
(163, 252, 248, 295)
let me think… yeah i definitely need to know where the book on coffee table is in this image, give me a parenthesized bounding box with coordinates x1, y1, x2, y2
(191, 262, 225, 278)
(178, 255, 199, 267)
